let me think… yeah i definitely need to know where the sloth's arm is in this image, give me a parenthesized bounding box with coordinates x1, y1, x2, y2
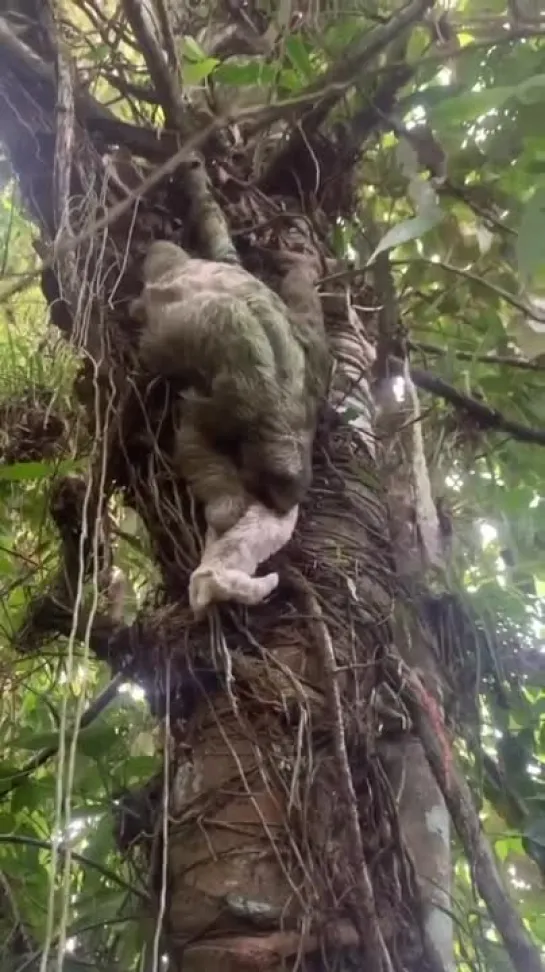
(175, 401, 249, 533)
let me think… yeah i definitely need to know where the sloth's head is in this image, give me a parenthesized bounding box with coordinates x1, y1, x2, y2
(143, 240, 189, 283)
(240, 432, 312, 515)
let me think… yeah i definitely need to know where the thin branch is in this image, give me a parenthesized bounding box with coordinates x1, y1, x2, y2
(0, 836, 148, 901)
(391, 257, 545, 321)
(0, 90, 342, 304)
(102, 70, 162, 106)
(397, 664, 545, 972)
(0, 115, 222, 304)
(0, 13, 178, 161)
(296, 0, 434, 133)
(153, 0, 179, 72)
(399, 22, 545, 71)
(443, 181, 516, 237)
(0, 674, 126, 798)
(339, 64, 414, 160)
(259, 0, 434, 186)
(393, 359, 545, 447)
(409, 340, 545, 372)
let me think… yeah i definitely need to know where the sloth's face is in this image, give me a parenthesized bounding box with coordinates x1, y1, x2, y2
(260, 470, 309, 514)
(240, 437, 312, 514)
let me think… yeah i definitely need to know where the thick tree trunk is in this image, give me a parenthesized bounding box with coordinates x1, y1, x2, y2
(0, 11, 450, 972)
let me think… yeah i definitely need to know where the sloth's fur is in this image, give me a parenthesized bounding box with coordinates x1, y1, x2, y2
(189, 503, 298, 614)
(133, 240, 330, 531)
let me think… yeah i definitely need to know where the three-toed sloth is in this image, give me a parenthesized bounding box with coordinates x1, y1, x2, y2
(131, 240, 330, 534)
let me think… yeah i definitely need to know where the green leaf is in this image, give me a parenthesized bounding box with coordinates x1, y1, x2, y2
(278, 68, 302, 92)
(432, 86, 515, 125)
(82, 812, 116, 867)
(285, 36, 313, 81)
(365, 208, 443, 266)
(77, 724, 120, 760)
(517, 186, 545, 283)
(122, 755, 160, 784)
(406, 25, 429, 65)
(87, 44, 110, 64)
(524, 815, 545, 847)
(214, 60, 279, 87)
(182, 58, 219, 86)
(0, 813, 17, 834)
(11, 781, 44, 814)
(180, 35, 208, 62)
(516, 74, 545, 105)
(11, 730, 61, 750)
(0, 458, 77, 481)
(11, 723, 118, 755)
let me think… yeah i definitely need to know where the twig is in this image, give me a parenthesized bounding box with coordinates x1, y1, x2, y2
(0, 835, 148, 901)
(0, 87, 350, 305)
(0, 13, 166, 158)
(397, 664, 545, 972)
(0, 673, 126, 799)
(0, 118, 221, 304)
(259, 0, 434, 186)
(153, 0, 179, 73)
(391, 257, 545, 321)
(394, 22, 545, 73)
(396, 360, 545, 447)
(52, 36, 76, 237)
(288, 566, 395, 972)
(339, 64, 414, 160)
(294, 0, 434, 133)
(409, 340, 545, 371)
(443, 181, 516, 237)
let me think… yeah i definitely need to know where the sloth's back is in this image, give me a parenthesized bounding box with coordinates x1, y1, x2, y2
(142, 258, 303, 393)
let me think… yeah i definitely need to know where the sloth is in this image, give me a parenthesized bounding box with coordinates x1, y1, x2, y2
(189, 502, 299, 615)
(132, 240, 330, 534)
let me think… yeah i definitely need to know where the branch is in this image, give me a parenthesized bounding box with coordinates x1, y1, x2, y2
(397, 664, 545, 972)
(121, 0, 186, 131)
(298, 0, 434, 133)
(0, 836, 148, 901)
(339, 64, 414, 161)
(0, 674, 126, 799)
(0, 92, 313, 304)
(0, 14, 182, 162)
(410, 340, 545, 372)
(0, 115, 223, 304)
(259, 0, 434, 187)
(392, 257, 545, 321)
(443, 180, 516, 237)
(393, 359, 545, 447)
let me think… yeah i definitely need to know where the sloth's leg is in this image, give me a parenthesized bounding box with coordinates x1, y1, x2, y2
(175, 410, 249, 533)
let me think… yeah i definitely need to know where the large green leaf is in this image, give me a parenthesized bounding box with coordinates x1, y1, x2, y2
(516, 186, 545, 283)
(365, 208, 443, 265)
